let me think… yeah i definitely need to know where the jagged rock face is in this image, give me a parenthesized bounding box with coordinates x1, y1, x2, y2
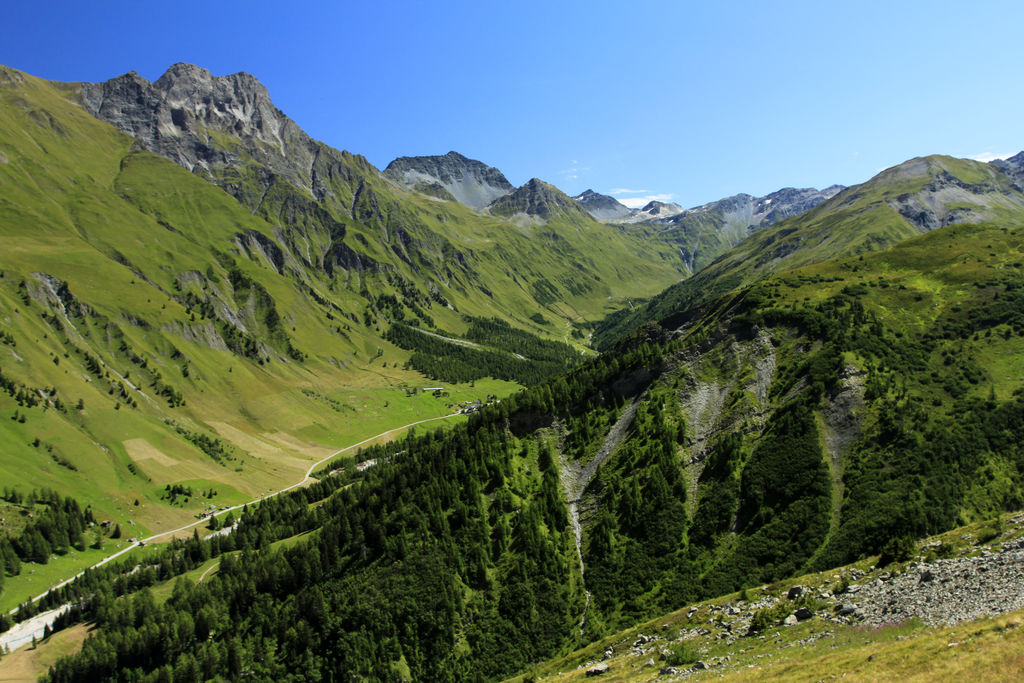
(487, 178, 590, 220)
(992, 152, 1024, 186)
(79, 63, 323, 194)
(859, 156, 1024, 233)
(78, 63, 398, 277)
(573, 189, 634, 221)
(671, 185, 845, 235)
(753, 185, 845, 226)
(627, 185, 844, 275)
(638, 200, 685, 219)
(383, 151, 514, 209)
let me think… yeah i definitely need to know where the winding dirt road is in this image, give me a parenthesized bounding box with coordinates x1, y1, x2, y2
(0, 412, 459, 653)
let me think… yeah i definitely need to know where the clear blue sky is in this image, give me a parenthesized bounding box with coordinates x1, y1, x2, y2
(4, 0, 1021, 208)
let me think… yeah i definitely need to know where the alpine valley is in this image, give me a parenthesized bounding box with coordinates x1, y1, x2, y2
(2, 63, 1024, 682)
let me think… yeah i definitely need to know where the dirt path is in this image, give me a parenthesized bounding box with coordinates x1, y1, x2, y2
(558, 398, 641, 636)
(196, 561, 219, 584)
(412, 328, 482, 349)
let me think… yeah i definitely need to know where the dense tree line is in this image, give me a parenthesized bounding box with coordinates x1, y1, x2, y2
(0, 489, 95, 590)
(43, 427, 584, 680)
(462, 316, 580, 364)
(40, 332, 667, 681)
(386, 322, 577, 386)
(740, 280, 1024, 571)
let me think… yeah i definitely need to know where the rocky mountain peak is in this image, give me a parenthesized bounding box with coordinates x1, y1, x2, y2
(639, 200, 685, 219)
(383, 151, 514, 209)
(752, 185, 845, 224)
(572, 189, 634, 222)
(79, 63, 316, 191)
(155, 61, 214, 83)
(488, 178, 589, 220)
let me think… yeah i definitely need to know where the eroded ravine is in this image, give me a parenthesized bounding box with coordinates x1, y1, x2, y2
(558, 397, 641, 636)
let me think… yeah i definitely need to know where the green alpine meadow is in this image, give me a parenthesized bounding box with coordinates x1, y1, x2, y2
(2, 58, 1024, 682)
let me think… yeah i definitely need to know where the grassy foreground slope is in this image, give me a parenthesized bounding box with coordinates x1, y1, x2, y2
(511, 510, 1024, 682)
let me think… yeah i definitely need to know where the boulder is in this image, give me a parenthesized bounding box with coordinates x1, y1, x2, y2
(586, 662, 610, 676)
(787, 585, 804, 600)
(795, 607, 814, 621)
(783, 614, 799, 626)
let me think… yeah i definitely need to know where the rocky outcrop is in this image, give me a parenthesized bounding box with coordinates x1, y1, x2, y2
(887, 167, 1014, 232)
(618, 185, 845, 275)
(637, 199, 686, 220)
(662, 185, 844, 235)
(573, 189, 634, 222)
(383, 151, 514, 209)
(854, 545, 1024, 627)
(80, 64, 322, 193)
(234, 230, 288, 273)
(991, 151, 1024, 186)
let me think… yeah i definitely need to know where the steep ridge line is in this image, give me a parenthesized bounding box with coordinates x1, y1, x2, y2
(558, 398, 642, 637)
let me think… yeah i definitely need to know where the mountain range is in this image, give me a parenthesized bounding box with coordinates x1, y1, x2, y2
(2, 61, 1024, 682)
(382, 149, 847, 273)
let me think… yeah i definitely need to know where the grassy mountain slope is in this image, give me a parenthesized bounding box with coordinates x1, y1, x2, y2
(0, 63, 678, 609)
(575, 220, 1024, 637)
(595, 154, 1024, 348)
(19, 218, 1024, 681)
(0, 62, 701, 613)
(75, 63, 690, 328)
(0, 66, 478, 540)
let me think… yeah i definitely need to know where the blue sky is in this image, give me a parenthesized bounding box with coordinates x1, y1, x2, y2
(4, 0, 1021, 208)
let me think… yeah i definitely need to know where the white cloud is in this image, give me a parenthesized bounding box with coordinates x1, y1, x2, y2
(618, 193, 674, 208)
(966, 152, 1013, 163)
(559, 160, 588, 180)
(609, 188, 651, 196)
